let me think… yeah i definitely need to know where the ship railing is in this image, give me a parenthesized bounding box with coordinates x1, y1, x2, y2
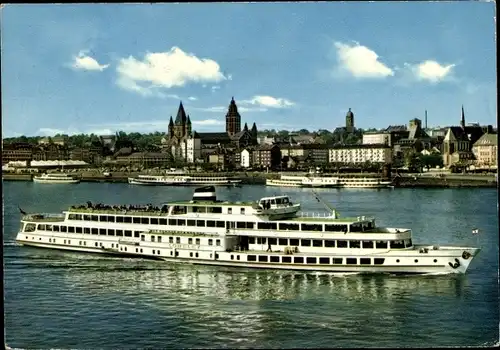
(297, 211, 334, 218)
(22, 213, 65, 221)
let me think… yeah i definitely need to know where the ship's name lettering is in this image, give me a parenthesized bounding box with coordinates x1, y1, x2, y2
(168, 243, 199, 249)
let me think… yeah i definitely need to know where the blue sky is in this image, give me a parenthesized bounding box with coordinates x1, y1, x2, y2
(1, 2, 497, 137)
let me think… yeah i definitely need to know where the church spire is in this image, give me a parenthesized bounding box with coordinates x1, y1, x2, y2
(460, 105, 465, 129)
(175, 101, 187, 124)
(243, 122, 248, 131)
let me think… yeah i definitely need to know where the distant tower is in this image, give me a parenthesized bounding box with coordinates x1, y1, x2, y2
(345, 108, 354, 133)
(185, 115, 192, 137)
(425, 110, 428, 129)
(460, 105, 466, 129)
(168, 116, 174, 138)
(243, 122, 249, 132)
(225, 97, 241, 136)
(251, 122, 258, 139)
(174, 101, 188, 138)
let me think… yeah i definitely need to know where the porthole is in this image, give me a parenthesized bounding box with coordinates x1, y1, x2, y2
(237, 255, 240, 260)
(157, 250, 160, 255)
(170, 251, 173, 256)
(396, 259, 400, 263)
(433, 259, 438, 263)
(414, 259, 418, 263)
(195, 253, 199, 258)
(231, 255, 234, 260)
(190, 252, 193, 257)
(25, 236, 28, 239)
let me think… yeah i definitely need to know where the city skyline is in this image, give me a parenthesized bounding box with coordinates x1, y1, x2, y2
(1, 2, 497, 138)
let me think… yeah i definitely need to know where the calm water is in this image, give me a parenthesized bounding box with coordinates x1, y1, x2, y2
(3, 182, 499, 348)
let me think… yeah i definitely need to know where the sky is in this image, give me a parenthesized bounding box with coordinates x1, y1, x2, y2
(1, 2, 497, 137)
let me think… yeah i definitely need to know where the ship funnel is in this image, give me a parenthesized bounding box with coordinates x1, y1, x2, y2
(193, 186, 217, 202)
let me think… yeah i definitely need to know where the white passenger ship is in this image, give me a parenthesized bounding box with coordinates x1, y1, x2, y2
(16, 186, 480, 274)
(267, 174, 392, 188)
(128, 174, 242, 186)
(33, 173, 80, 184)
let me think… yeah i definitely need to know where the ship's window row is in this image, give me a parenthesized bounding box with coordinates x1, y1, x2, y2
(66, 214, 376, 233)
(247, 255, 385, 265)
(249, 237, 411, 249)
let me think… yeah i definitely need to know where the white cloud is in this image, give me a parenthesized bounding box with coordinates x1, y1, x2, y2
(211, 85, 221, 92)
(116, 46, 227, 96)
(191, 119, 224, 126)
(407, 60, 456, 83)
(333, 41, 394, 79)
(71, 50, 109, 71)
(192, 105, 267, 113)
(241, 95, 295, 109)
(37, 127, 115, 136)
(188, 96, 198, 101)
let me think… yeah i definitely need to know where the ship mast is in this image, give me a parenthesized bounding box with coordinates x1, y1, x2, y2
(311, 191, 338, 218)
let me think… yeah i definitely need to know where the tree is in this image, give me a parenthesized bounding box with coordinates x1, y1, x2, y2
(420, 154, 443, 170)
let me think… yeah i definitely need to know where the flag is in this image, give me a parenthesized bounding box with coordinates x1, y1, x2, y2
(472, 228, 479, 235)
(18, 206, 27, 215)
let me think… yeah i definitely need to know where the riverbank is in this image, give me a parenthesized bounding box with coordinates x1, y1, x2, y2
(2, 172, 497, 188)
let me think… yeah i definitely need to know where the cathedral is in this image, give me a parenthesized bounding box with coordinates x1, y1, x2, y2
(163, 97, 258, 160)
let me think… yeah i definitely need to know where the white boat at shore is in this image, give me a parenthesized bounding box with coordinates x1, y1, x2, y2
(16, 186, 480, 274)
(33, 173, 80, 184)
(266, 174, 392, 189)
(128, 174, 242, 186)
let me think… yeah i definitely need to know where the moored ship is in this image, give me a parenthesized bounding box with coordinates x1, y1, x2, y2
(128, 174, 242, 186)
(266, 173, 392, 188)
(16, 186, 479, 274)
(33, 173, 80, 184)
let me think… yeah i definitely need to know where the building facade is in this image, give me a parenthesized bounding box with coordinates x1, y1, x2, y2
(328, 144, 392, 164)
(362, 132, 391, 146)
(472, 133, 497, 168)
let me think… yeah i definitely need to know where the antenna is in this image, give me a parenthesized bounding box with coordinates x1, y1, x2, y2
(425, 110, 428, 129)
(311, 190, 338, 218)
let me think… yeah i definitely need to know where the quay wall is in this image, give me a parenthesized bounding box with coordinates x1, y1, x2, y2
(2, 171, 497, 188)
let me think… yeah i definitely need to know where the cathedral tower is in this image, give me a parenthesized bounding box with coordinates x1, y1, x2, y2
(225, 97, 241, 136)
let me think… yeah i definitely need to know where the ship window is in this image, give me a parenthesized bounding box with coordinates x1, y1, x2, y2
(187, 220, 196, 226)
(140, 249, 143, 253)
(188, 238, 193, 244)
(208, 207, 222, 214)
(301, 223, 323, 232)
(76, 227, 82, 234)
(159, 219, 168, 225)
(213, 221, 223, 228)
(279, 223, 300, 231)
(195, 252, 199, 257)
(376, 241, 387, 249)
(312, 240, 322, 247)
(319, 257, 330, 264)
(169, 219, 177, 226)
(325, 224, 348, 232)
(141, 217, 149, 224)
(306, 257, 317, 264)
(68, 214, 76, 220)
(123, 216, 132, 223)
(374, 258, 385, 265)
(76, 214, 83, 220)
(248, 237, 255, 244)
(301, 239, 311, 247)
(278, 238, 288, 246)
(350, 223, 363, 232)
(282, 256, 292, 263)
(196, 220, 205, 227)
(324, 240, 335, 248)
(228, 208, 232, 214)
(258, 255, 268, 262)
(108, 229, 115, 236)
(52, 225, 59, 232)
(125, 230, 132, 237)
(139, 234, 145, 241)
(99, 215, 107, 222)
(116, 230, 123, 236)
(68, 226, 75, 233)
(192, 206, 207, 213)
(360, 258, 371, 265)
(258, 222, 277, 230)
(248, 255, 257, 261)
(98, 228, 105, 235)
(195, 238, 200, 245)
(134, 231, 140, 238)
(157, 236, 162, 243)
(133, 217, 141, 224)
(207, 220, 216, 228)
(332, 258, 343, 264)
(337, 240, 348, 248)
(59, 226, 66, 233)
(107, 216, 115, 223)
(362, 241, 374, 249)
(231, 255, 234, 260)
(169, 237, 174, 243)
(176, 237, 180, 244)
(236, 255, 240, 260)
(91, 215, 99, 221)
(390, 240, 405, 249)
(208, 239, 213, 246)
(236, 221, 246, 229)
(349, 241, 361, 249)
(256, 237, 265, 245)
(268, 238, 277, 245)
(83, 214, 91, 221)
(151, 236, 155, 242)
(246, 222, 255, 229)
(151, 218, 158, 225)
(173, 206, 187, 215)
(116, 216, 124, 223)
(346, 258, 357, 265)
(290, 239, 299, 246)
(84, 227, 90, 234)
(24, 223, 36, 232)
(294, 257, 304, 264)
(270, 256, 279, 263)
(216, 239, 221, 246)
(405, 239, 413, 247)
(240, 208, 245, 214)
(189, 252, 192, 257)
(177, 219, 185, 226)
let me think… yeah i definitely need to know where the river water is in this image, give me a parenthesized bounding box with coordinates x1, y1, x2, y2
(3, 182, 499, 348)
